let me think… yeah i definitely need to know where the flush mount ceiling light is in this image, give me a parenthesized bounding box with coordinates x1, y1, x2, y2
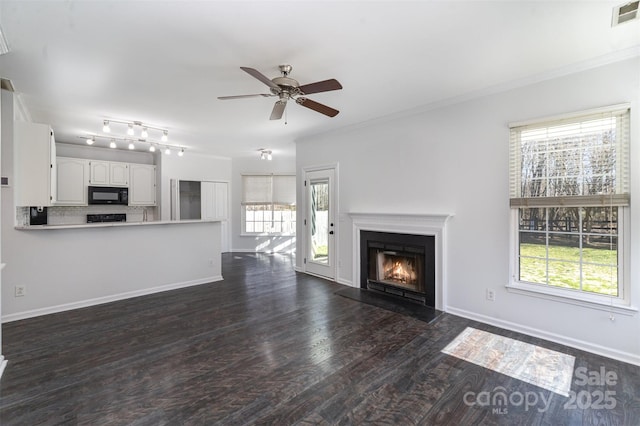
(612, 1, 639, 25)
(100, 118, 168, 140)
(78, 134, 186, 156)
(259, 149, 272, 160)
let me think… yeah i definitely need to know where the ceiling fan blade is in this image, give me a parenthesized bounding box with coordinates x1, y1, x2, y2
(217, 93, 274, 100)
(240, 67, 281, 90)
(295, 97, 339, 117)
(298, 79, 343, 95)
(270, 101, 287, 120)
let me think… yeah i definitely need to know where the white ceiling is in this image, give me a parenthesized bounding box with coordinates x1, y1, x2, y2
(0, 1, 638, 159)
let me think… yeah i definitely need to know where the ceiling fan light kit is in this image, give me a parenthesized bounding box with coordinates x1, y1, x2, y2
(218, 64, 342, 120)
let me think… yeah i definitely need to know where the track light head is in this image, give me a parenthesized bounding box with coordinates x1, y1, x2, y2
(127, 124, 134, 136)
(161, 130, 168, 142)
(103, 120, 110, 133)
(109, 140, 117, 149)
(141, 127, 149, 138)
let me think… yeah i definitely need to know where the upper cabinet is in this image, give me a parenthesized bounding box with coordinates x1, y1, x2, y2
(89, 161, 129, 186)
(129, 164, 156, 206)
(55, 157, 89, 205)
(14, 121, 56, 206)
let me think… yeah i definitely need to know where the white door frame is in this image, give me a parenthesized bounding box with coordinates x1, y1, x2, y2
(302, 163, 339, 281)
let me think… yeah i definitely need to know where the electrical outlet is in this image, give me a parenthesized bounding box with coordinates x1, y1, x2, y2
(486, 288, 495, 302)
(15, 285, 26, 297)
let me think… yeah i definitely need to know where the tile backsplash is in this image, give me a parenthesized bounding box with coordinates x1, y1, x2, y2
(17, 205, 157, 226)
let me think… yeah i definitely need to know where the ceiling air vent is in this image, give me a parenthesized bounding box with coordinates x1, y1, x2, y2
(612, 1, 639, 26)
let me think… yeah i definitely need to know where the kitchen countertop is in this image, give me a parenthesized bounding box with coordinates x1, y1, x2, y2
(15, 219, 221, 230)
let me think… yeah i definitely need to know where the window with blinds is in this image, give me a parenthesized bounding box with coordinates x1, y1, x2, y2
(509, 105, 630, 300)
(242, 175, 296, 235)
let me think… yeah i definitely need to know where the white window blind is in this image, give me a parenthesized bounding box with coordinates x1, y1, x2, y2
(242, 174, 296, 205)
(272, 175, 296, 205)
(509, 106, 630, 208)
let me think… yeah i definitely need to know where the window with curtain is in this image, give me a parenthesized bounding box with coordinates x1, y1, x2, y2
(509, 105, 630, 301)
(242, 174, 296, 235)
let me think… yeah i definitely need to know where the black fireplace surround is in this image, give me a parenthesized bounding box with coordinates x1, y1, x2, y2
(360, 231, 436, 307)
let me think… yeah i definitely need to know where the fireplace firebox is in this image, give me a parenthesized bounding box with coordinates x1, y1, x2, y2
(360, 231, 435, 306)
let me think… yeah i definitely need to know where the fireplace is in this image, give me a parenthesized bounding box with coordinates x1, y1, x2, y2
(361, 231, 435, 307)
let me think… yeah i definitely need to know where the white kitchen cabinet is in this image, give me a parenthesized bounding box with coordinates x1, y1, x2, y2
(89, 161, 128, 186)
(14, 121, 56, 206)
(110, 162, 129, 186)
(129, 164, 156, 206)
(55, 157, 89, 205)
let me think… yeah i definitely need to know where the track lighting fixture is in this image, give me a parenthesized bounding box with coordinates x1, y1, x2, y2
(259, 149, 273, 160)
(78, 134, 185, 156)
(100, 118, 168, 140)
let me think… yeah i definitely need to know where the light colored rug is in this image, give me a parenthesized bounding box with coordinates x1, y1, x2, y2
(442, 327, 575, 396)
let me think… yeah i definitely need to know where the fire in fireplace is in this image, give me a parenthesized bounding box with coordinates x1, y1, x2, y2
(376, 251, 421, 288)
(361, 231, 435, 306)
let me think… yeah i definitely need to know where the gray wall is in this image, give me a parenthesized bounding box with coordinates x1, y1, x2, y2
(296, 57, 640, 364)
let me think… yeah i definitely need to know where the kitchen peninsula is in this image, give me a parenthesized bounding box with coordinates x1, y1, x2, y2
(3, 218, 222, 322)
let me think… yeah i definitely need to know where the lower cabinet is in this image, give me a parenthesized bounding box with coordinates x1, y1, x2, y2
(129, 164, 156, 206)
(55, 157, 89, 205)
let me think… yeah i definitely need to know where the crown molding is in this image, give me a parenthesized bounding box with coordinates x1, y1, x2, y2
(298, 47, 640, 144)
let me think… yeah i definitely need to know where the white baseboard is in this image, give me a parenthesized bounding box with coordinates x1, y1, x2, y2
(1, 276, 224, 323)
(0, 356, 6, 380)
(230, 249, 295, 254)
(337, 277, 354, 287)
(446, 306, 640, 367)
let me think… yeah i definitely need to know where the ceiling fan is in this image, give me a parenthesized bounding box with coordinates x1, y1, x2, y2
(218, 65, 342, 120)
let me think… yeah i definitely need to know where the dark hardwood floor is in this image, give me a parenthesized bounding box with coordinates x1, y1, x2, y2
(1, 253, 639, 425)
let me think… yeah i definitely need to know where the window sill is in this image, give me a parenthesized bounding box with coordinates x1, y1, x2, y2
(506, 282, 638, 316)
(240, 233, 296, 237)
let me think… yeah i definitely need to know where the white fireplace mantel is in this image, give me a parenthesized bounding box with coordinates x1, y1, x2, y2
(350, 212, 453, 311)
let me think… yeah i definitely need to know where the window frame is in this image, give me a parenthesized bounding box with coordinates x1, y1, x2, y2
(506, 105, 634, 313)
(241, 174, 296, 237)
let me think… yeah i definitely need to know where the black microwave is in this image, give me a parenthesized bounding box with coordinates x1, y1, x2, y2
(88, 186, 128, 205)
